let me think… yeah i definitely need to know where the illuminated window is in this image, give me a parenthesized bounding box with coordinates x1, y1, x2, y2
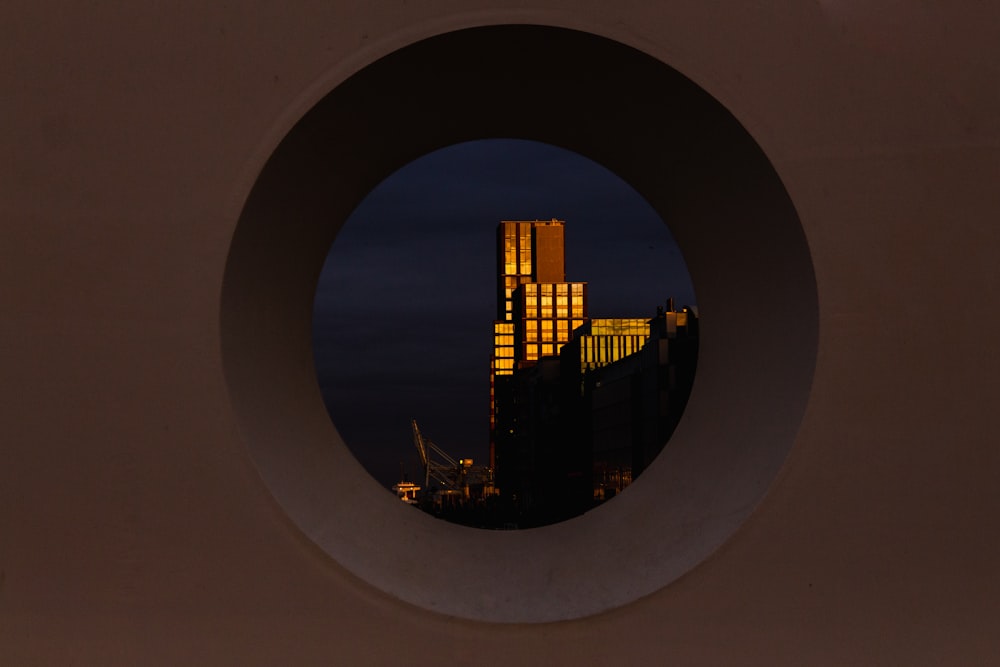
(541, 284, 552, 296)
(557, 320, 569, 339)
(542, 343, 554, 356)
(526, 302, 537, 318)
(556, 284, 568, 296)
(526, 320, 537, 333)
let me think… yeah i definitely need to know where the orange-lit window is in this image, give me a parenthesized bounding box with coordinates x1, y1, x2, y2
(541, 284, 552, 297)
(526, 320, 537, 333)
(556, 284, 568, 296)
(572, 283, 583, 296)
(557, 320, 569, 339)
(572, 319, 584, 331)
(542, 343, 554, 356)
(526, 302, 537, 318)
(526, 344, 538, 361)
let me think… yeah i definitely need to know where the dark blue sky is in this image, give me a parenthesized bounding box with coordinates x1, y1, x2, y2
(312, 139, 696, 487)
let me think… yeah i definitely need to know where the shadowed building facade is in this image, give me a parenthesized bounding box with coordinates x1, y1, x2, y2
(571, 306, 699, 501)
(490, 220, 697, 525)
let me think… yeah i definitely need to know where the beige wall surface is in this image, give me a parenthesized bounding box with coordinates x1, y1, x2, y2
(2, 2, 998, 664)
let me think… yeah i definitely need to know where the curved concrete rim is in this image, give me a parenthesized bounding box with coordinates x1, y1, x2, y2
(220, 24, 818, 623)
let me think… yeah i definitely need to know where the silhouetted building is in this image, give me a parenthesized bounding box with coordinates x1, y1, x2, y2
(584, 305, 698, 501)
(490, 221, 698, 526)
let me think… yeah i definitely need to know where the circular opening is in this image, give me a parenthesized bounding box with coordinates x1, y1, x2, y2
(222, 25, 817, 623)
(312, 138, 698, 528)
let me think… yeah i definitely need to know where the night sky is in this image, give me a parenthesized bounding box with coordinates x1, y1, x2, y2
(311, 139, 696, 488)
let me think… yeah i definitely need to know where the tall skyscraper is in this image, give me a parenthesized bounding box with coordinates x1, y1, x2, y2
(489, 220, 588, 470)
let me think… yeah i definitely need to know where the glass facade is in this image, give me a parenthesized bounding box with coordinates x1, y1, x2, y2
(496, 220, 565, 321)
(514, 281, 588, 362)
(569, 318, 652, 371)
(492, 321, 515, 375)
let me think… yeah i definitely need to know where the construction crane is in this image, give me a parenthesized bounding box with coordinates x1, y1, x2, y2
(411, 419, 470, 491)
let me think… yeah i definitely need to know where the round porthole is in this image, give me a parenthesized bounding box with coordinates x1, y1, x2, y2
(312, 138, 699, 529)
(221, 24, 817, 623)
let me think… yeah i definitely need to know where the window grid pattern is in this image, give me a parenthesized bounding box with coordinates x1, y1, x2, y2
(493, 321, 515, 375)
(499, 222, 538, 321)
(573, 318, 651, 371)
(518, 282, 587, 362)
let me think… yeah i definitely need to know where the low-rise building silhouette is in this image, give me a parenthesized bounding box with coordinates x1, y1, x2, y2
(490, 221, 698, 526)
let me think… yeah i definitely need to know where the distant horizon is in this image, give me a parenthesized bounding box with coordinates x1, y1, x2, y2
(312, 139, 696, 488)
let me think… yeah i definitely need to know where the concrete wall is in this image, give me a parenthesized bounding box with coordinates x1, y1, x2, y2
(3, 2, 998, 664)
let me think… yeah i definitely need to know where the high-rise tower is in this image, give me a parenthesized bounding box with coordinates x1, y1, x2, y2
(495, 219, 566, 321)
(489, 219, 588, 471)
